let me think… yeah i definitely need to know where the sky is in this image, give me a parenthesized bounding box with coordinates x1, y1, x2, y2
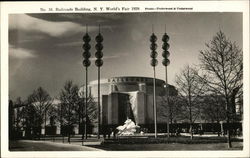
(9, 12, 242, 100)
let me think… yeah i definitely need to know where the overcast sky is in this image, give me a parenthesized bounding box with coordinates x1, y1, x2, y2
(9, 12, 242, 100)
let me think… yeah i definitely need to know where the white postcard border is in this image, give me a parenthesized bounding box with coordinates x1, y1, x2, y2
(1, 1, 249, 157)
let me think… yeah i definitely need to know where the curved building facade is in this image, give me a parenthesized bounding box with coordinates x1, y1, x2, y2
(79, 76, 177, 130)
(89, 76, 166, 96)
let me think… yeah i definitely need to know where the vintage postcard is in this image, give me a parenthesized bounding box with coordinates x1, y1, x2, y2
(1, 1, 249, 157)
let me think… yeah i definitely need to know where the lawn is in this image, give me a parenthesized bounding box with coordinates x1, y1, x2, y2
(9, 135, 243, 151)
(90, 135, 243, 150)
(102, 135, 242, 144)
(90, 142, 243, 151)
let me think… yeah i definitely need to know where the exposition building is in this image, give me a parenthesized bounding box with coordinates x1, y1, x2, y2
(79, 76, 178, 131)
(9, 76, 242, 138)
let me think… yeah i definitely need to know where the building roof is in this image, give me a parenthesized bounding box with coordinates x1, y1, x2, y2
(88, 76, 166, 85)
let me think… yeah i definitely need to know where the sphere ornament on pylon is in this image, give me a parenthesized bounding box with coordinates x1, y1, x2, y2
(82, 33, 91, 68)
(150, 33, 158, 67)
(162, 33, 170, 67)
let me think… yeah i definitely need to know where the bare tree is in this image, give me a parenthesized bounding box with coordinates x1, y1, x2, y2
(9, 100, 14, 140)
(79, 93, 98, 140)
(22, 101, 40, 139)
(86, 96, 97, 127)
(175, 65, 206, 139)
(199, 30, 243, 148)
(78, 86, 98, 139)
(59, 80, 81, 143)
(47, 102, 59, 127)
(13, 97, 25, 133)
(201, 94, 226, 136)
(28, 87, 52, 138)
(158, 95, 184, 133)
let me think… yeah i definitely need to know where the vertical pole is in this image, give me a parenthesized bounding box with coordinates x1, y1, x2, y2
(150, 25, 158, 138)
(82, 92, 84, 145)
(165, 66, 170, 138)
(60, 104, 64, 143)
(97, 67, 100, 139)
(96, 24, 103, 140)
(44, 109, 46, 137)
(82, 25, 91, 143)
(200, 107, 203, 131)
(153, 66, 157, 138)
(162, 28, 170, 138)
(220, 121, 224, 136)
(85, 67, 88, 140)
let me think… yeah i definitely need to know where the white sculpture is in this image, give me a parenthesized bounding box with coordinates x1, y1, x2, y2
(116, 119, 140, 136)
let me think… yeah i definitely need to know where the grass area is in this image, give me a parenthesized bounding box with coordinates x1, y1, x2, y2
(9, 135, 243, 151)
(102, 135, 242, 144)
(90, 142, 243, 151)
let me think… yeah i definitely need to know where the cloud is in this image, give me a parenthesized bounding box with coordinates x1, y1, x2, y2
(9, 45, 36, 59)
(9, 14, 93, 37)
(55, 41, 82, 47)
(28, 13, 125, 26)
(78, 53, 129, 65)
(89, 53, 129, 61)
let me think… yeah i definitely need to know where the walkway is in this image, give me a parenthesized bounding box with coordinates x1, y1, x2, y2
(9, 140, 103, 151)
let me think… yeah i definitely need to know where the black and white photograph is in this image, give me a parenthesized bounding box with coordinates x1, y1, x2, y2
(1, 1, 249, 158)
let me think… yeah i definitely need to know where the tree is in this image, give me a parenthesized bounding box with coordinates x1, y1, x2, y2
(199, 30, 243, 148)
(201, 94, 226, 136)
(175, 65, 207, 139)
(28, 87, 52, 138)
(11, 97, 29, 139)
(158, 95, 184, 133)
(13, 97, 25, 133)
(22, 102, 40, 138)
(85, 96, 97, 128)
(9, 100, 14, 140)
(168, 96, 185, 125)
(47, 102, 59, 127)
(59, 80, 81, 143)
(78, 86, 97, 139)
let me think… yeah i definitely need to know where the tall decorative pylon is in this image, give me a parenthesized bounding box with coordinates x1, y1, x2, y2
(95, 25, 104, 139)
(82, 25, 91, 142)
(150, 25, 158, 138)
(162, 25, 170, 138)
